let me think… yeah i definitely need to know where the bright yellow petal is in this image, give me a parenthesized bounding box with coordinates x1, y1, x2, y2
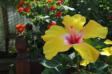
(104, 39, 112, 45)
(83, 20, 108, 39)
(43, 38, 71, 60)
(62, 14, 86, 31)
(80, 60, 90, 66)
(42, 25, 66, 42)
(73, 42, 99, 64)
(100, 47, 112, 56)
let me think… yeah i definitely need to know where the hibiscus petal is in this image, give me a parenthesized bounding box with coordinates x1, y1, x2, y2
(80, 60, 90, 66)
(43, 38, 71, 60)
(42, 25, 66, 42)
(73, 42, 99, 65)
(62, 14, 86, 31)
(104, 39, 112, 45)
(100, 47, 112, 56)
(83, 20, 108, 39)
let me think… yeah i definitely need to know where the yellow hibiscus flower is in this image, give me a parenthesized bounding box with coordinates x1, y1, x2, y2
(101, 40, 112, 56)
(42, 14, 108, 66)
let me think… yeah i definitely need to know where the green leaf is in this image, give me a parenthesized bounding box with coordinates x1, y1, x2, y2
(42, 68, 61, 74)
(84, 39, 94, 45)
(41, 59, 61, 68)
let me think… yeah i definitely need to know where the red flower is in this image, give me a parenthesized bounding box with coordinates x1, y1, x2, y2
(16, 1, 25, 9)
(47, 0, 52, 3)
(47, 21, 56, 29)
(109, 14, 112, 19)
(18, 7, 24, 14)
(19, 1, 25, 5)
(47, 25, 51, 29)
(24, 8, 30, 13)
(58, 0, 64, 3)
(50, 6, 56, 11)
(17, 1, 31, 14)
(16, 24, 26, 34)
(18, 7, 24, 12)
(56, 1, 61, 5)
(56, 11, 62, 17)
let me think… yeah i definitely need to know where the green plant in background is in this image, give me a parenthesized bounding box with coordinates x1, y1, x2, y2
(14, 0, 112, 73)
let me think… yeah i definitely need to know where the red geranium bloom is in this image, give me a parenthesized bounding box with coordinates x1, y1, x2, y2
(18, 7, 24, 15)
(24, 8, 30, 13)
(47, 0, 52, 3)
(19, 1, 25, 5)
(47, 21, 56, 29)
(56, 11, 62, 17)
(16, 1, 25, 9)
(18, 7, 24, 12)
(56, 1, 61, 5)
(58, 0, 64, 3)
(47, 25, 51, 29)
(50, 6, 56, 11)
(16, 24, 26, 34)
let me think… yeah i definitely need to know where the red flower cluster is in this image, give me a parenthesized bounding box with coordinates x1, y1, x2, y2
(56, 11, 62, 17)
(47, 21, 56, 29)
(16, 24, 26, 34)
(45, 0, 63, 17)
(16, 1, 31, 15)
(45, 0, 64, 29)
